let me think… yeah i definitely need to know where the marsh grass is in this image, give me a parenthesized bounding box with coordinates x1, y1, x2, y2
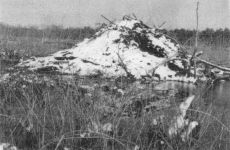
(0, 74, 229, 150)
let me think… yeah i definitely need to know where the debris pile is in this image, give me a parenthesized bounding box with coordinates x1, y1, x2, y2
(18, 16, 197, 83)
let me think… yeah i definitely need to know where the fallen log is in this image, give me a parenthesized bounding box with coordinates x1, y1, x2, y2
(196, 58, 230, 72)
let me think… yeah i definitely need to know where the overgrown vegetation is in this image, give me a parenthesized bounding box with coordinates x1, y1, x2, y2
(0, 75, 229, 150)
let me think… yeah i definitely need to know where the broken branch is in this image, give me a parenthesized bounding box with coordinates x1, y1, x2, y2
(101, 15, 116, 25)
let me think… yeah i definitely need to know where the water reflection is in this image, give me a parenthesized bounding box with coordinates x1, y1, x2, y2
(155, 81, 230, 103)
(207, 81, 230, 127)
(211, 81, 230, 106)
(154, 81, 196, 95)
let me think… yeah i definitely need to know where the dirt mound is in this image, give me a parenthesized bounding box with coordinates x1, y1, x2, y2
(18, 16, 195, 82)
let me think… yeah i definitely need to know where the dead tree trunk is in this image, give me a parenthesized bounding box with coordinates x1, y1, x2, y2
(197, 58, 230, 72)
(189, 1, 199, 77)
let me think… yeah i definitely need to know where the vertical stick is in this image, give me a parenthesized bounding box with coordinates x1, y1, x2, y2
(194, 1, 199, 77)
(195, 1, 199, 49)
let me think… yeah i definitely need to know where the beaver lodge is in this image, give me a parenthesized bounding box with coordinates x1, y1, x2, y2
(16, 16, 203, 83)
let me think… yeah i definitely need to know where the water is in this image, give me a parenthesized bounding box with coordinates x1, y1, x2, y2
(154, 81, 230, 126)
(155, 81, 230, 106)
(154, 81, 196, 95)
(211, 81, 230, 104)
(156, 81, 230, 147)
(209, 81, 230, 126)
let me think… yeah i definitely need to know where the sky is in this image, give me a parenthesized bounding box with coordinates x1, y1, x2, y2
(0, 0, 229, 29)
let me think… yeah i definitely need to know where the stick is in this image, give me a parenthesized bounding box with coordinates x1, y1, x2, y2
(158, 21, 166, 29)
(189, 1, 199, 77)
(195, 1, 199, 50)
(101, 15, 116, 25)
(132, 13, 137, 19)
(55, 135, 65, 150)
(194, 1, 199, 77)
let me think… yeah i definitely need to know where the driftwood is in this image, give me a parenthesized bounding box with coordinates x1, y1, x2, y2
(196, 58, 230, 72)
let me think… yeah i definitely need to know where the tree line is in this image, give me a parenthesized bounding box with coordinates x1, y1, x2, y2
(0, 24, 95, 41)
(0, 23, 229, 46)
(166, 28, 230, 46)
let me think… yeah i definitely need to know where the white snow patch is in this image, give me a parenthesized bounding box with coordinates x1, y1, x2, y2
(0, 73, 10, 83)
(0, 143, 17, 150)
(179, 95, 195, 117)
(116, 19, 139, 29)
(64, 147, 71, 150)
(169, 95, 195, 137)
(134, 145, 140, 150)
(102, 123, 113, 132)
(181, 121, 199, 141)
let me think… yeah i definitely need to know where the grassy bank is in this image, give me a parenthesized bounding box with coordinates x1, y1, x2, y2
(0, 75, 229, 150)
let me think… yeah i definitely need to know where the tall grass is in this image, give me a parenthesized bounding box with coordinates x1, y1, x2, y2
(0, 75, 229, 150)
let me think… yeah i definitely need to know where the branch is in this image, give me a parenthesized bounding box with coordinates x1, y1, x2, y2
(197, 58, 230, 72)
(158, 21, 166, 29)
(101, 15, 116, 25)
(116, 52, 135, 79)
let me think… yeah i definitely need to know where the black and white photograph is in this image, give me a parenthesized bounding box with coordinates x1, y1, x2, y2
(0, 0, 230, 149)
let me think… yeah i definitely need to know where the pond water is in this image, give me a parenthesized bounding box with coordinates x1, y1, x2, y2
(156, 81, 230, 127)
(210, 81, 230, 104)
(208, 81, 230, 126)
(155, 81, 230, 107)
(154, 81, 196, 94)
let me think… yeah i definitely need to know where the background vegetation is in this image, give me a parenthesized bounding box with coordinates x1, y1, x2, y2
(0, 23, 229, 61)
